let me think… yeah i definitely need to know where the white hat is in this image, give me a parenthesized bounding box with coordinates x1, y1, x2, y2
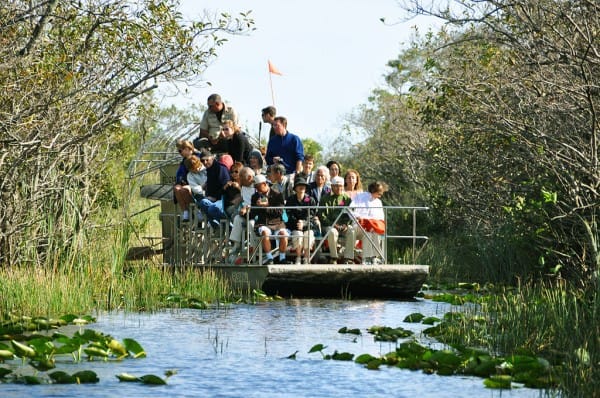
(331, 176, 344, 186)
(254, 174, 267, 185)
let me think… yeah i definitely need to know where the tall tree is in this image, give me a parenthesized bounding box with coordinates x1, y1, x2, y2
(0, 0, 254, 266)
(402, 0, 600, 283)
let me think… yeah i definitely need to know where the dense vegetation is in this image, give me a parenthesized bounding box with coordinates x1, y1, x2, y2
(331, 2, 599, 395)
(338, 0, 598, 288)
(0, 0, 253, 267)
(1, 0, 598, 395)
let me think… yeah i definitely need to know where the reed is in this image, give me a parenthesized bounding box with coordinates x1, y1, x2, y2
(0, 203, 235, 319)
(441, 281, 599, 396)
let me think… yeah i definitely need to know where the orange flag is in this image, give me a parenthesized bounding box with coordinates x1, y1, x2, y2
(268, 60, 282, 76)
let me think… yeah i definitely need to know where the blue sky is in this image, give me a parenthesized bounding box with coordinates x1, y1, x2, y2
(160, 0, 441, 146)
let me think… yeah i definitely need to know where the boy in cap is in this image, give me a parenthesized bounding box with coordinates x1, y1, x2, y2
(249, 174, 289, 264)
(285, 176, 317, 264)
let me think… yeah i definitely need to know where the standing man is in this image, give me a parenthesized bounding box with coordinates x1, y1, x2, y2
(198, 93, 239, 139)
(265, 116, 304, 176)
(261, 105, 276, 139)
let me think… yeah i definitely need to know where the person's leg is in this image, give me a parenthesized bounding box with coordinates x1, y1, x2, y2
(303, 230, 315, 263)
(174, 184, 192, 211)
(343, 225, 356, 262)
(229, 215, 243, 249)
(292, 230, 302, 262)
(326, 226, 339, 260)
(278, 228, 289, 262)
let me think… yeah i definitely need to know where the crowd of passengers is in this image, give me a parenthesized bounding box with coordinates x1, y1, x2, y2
(173, 94, 389, 265)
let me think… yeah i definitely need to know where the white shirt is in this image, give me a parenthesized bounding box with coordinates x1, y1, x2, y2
(241, 185, 255, 204)
(351, 192, 384, 220)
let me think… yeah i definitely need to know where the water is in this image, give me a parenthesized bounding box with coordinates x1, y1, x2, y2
(2, 299, 547, 398)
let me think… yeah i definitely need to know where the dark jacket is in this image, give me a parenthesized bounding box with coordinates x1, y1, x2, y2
(205, 161, 230, 199)
(308, 182, 332, 204)
(285, 194, 317, 231)
(249, 188, 285, 227)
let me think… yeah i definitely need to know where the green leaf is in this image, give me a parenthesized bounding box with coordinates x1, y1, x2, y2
(355, 353, 377, 364)
(116, 372, 140, 382)
(484, 375, 512, 389)
(140, 374, 167, 385)
(123, 338, 146, 358)
(73, 370, 99, 383)
(331, 351, 354, 361)
(308, 344, 326, 353)
(403, 313, 425, 322)
(0, 367, 13, 378)
(11, 340, 35, 358)
(49, 371, 77, 384)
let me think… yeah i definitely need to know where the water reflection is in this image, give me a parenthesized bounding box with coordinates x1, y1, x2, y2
(2, 299, 545, 398)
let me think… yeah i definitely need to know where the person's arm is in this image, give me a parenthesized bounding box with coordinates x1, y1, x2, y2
(295, 136, 304, 174)
(265, 141, 274, 165)
(199, 110, 209, 138)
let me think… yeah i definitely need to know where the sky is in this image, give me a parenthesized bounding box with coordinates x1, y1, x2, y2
(159, 0, 441, 146)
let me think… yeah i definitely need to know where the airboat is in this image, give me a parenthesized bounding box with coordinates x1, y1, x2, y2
(125, 125, 430, 299)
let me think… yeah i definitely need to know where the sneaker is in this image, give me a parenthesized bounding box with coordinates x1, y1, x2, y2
(372, 257, 383, 265)
(295, 257, 301, 265)
(342, 258, 355, 265)
(303, 257, 310, 264)
(182, 210, 190, 222)
(262, 256, 274, 265)
(330, 258, 338, 264)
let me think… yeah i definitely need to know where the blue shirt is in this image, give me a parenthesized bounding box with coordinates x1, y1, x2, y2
(266, 131, 304, 174)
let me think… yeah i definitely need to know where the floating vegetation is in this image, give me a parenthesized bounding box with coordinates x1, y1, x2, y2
(367, 325, 413, 342)
(302, 311, 559, 391)
(0, 314, 169, 386)
(116, 369, 178, 385)
(338, 326, 361, 335)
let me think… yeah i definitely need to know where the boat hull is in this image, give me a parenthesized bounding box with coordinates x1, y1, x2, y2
(199, 263, 429, 299)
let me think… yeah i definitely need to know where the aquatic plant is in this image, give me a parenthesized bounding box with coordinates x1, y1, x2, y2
(0, 318, 150, 385)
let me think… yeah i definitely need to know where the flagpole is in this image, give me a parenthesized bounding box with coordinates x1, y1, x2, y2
(269, 63, 276, 106)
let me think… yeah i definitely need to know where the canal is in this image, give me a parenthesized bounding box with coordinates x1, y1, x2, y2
(2, 299, 546, 397)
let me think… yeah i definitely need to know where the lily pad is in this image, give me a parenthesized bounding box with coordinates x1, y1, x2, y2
(308, 344, 326, 353)
(403, 313, 425, 323)
(73, 370, 99, 383)
(116, 372, 140, 382)
(123, 338, 146, 358)
(484, 375, 512, 389)
(140, 374, 167, 385)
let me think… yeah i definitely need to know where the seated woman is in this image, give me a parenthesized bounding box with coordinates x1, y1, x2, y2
(184, 156, 207, 222)
(351, 181, 389, 264)
(326, 160, 342, 183)
(285, 176, 317, 264)
(222, 161, 244, 220)
(344, 168, 363, 200)
(173, 139, 201, 222)
(221, 120, 252, 165)
(248, 148, 266, 176)
(249, 174, 289, 265)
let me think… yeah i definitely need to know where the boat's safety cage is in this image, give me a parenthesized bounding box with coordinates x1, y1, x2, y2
(125, 133, 428, 265)
(137, 200, 429, 266)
